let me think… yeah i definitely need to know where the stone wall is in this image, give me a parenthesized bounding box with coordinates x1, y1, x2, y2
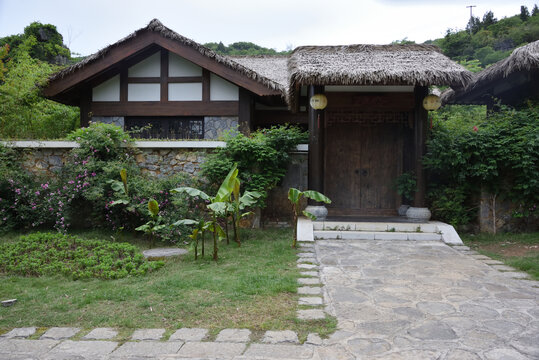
(91, 116, 124, 128)
(134, 148, 208, 178)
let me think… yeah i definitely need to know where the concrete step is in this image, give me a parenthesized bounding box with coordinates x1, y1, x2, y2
(313, 230, 443, 241)
(313, 221, 438, 233)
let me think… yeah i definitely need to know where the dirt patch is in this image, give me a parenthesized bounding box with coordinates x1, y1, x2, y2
(478, 243, 539, 257)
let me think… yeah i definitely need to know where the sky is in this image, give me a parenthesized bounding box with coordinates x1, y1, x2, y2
(0, 0, 534, 56)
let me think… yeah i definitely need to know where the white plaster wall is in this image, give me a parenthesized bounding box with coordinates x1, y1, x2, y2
(92, 75, 120, 101)
(128, 83, 160, 101)
(168, 83, 202, 101)
(128, 52, 161, 77)
(210, 74, 239, 101)
(169, 53, 202, 77)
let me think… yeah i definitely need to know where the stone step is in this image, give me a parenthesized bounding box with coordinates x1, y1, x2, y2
(314, 230, 442, 241)
(313, 221, 438, 233)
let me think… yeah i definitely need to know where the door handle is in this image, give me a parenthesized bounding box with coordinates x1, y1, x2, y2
(361, 169, 368, 176)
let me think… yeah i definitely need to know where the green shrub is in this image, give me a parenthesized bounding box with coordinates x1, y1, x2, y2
(0, 232, 163, 280)
(201, 125, 307, 207)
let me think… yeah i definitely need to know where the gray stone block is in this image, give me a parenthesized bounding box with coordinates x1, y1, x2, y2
(408, 320, 457, 340)
(297, 263, 318, 270)
(244, 344, 314, 359)
(177, 341, 245, 357)
(40, 327, 80, 340)
(168, 327, 208, 342)
(130, 328, 166, 341)
(491, 264, 516, 271)
(142, 248, 187, 259)
(300, 271, 319, 277)
(44, 340, 118, 359)
(1, 327, 36, 338)
(0, 339, 59, 356)
(262, 330, 299, 344)
(215, 328, 251, 343)
(374, 232, 409, 241)
(306, 333, 323, 346)
(82, 327, 117, 340)
(298, 277, 320, 285)
(299, 296, 323, 306)
(297, 309, 326, 320)
(111, 341, 183, 357)
(298, 286, 322, 295)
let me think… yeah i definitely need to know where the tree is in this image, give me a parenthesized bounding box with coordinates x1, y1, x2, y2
(466, 16, 481, 34)
(520, 6, 530, 21)
(287, 188, 331, 248)
(482, 11, 497, 27)
(532, 4, 539, 16)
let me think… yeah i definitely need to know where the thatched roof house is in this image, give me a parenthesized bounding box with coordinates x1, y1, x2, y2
(443, 40, 539, 106)
(43, 19, 472, 216)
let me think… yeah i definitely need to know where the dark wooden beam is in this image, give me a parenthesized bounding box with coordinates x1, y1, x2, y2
(91, 101, 238, 117)
(308, 85, 325, 203)
(413, 86, 429, 207)
(120, 70, 128, 102)
(253, 110, 307, 126)
(168, 76, 203, 83)
(202, 69, 210, 103)
(160, 50, 167, 103)
(80, 88, 91, 127)
(128, 77, 161, 83)
(238, 88, 253, 135)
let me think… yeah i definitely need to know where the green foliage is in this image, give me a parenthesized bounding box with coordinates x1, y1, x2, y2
(428, 185, 474, 227)
(287, 188, 331, 248)
(204, 41, 291, 55)
(0, 39, 79, 139)
(201, 125, 308, 207)
(67, 122, 133, 161)
(393, 172, 417, 203)
(425, 103, 539, 228)
(0, 22, 70, 64)
(0, 232, 163, 280)
(433, 7, 539, 67)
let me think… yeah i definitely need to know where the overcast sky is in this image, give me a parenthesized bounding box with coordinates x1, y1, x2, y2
(0, 0, 534, 56)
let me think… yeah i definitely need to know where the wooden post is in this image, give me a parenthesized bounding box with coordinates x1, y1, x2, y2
(413, 86, 428, 207)
(80, 88, 91, 128)
(238, 88, 253, 135)
(307, 85, 325, 204)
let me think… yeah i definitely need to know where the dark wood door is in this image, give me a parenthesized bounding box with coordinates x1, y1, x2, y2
(324, 112, 404, 216)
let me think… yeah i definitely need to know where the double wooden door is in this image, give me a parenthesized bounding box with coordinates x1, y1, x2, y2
(324, 113, 405, 216)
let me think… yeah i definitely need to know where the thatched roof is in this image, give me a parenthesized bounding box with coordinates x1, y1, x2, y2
(48, 19, 284, 94)
(228, 55, 289, 89)
(443, 40, 539, 105)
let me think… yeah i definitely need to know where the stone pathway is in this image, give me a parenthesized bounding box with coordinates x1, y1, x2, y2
(1, 238, 537, 359)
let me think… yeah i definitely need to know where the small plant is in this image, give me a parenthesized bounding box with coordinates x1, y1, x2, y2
(393, 171, 417, 204)
(415, 226, 422, 233)
(287, 188, 331, 248)
(387, 227, 396, 232)
(135, 199, 166, 248)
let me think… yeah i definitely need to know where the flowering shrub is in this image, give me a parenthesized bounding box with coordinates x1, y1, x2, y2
(0, 232, 163, 280)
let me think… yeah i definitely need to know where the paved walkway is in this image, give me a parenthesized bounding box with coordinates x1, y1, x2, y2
(1, 239, 537, 359)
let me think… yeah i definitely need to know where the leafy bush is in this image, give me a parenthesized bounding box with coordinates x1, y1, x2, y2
(425, 103, 539, 228)
(0, 232, 163, 280)
(201, 125, 307, 207)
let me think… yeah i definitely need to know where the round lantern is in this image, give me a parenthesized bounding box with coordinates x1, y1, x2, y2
(422, 94, 441, 111)
(310, 94, 328, 110)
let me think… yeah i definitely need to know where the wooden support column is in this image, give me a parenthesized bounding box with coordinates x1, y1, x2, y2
(80, 88, 91, 128)
(238, 88, 253, 135)
(307, 85, 325, 204)
(413, 86, 429, 207)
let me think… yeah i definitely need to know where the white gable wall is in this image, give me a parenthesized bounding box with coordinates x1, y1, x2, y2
(92, 75, 120, 101)
(128, 52, 161, 77)
(210, 74, 239, 101)
(169, 53, 202, 77)
(128, 83, 160, 101)
(169, 83, 203, 101)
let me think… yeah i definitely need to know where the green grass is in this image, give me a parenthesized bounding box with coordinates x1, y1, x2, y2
(462, 232, 539, 280)
(0, 228, 336, 340)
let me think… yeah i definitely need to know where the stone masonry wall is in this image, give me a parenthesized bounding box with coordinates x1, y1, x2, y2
(134, 148, 208, 178)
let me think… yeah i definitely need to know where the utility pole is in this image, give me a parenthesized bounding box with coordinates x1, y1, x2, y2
(467, 5, 477, 34)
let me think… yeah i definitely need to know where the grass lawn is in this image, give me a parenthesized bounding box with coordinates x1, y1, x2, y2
(461, 232, 539, 280)
(0, 228, 336, 341)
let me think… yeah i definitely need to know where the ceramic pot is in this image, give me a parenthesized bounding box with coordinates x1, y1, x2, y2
(398, 204, 411, 216)
(406, 207, 432, 221)
(305, 205, 328, 221)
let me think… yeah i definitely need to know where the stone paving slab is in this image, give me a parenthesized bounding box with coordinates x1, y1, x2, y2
(242, 344, 314, 359)
(0, 339, 60, 356)
(130, 328, 166, 341)
(82, 327, 118, 340)
(176, 341, 245, 358)
(491, 264, 517, 271)
(215, 328, 251, 343)
(44, 340, 118, 359)
(298, 286, 322, 295)
(40, 327, 80, 340)
(298, 277, 320, 285)
(299, 296, 323, 306)
(110, 341, 183, 358)
(262, 330, 299, 344)
(168, 328, 208, 342)
(0, 327, 36, 338)
(297, 263, 318, 270)
(300, 271, 319, 277)
(482, 259, 505, 265)
(451, 245, 470, 251)
(142, 248, 187, 259)
(297, 309, 326, 320)
(297, 257, 318, 264)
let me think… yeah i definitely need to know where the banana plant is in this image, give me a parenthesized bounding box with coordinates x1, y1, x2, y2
(173, 219, 212, 260)
(171, 165, 238, 261)
(229, 190, 261, 246)
(135, 198, 166, 248)
(288, 188, 331, 248)
(108, 168, 135, 211)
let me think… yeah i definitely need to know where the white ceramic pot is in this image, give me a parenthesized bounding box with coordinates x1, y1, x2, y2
(398, 204, 411, 216)
(305, 205, 328, 221)
(406, 207, 432, 221)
